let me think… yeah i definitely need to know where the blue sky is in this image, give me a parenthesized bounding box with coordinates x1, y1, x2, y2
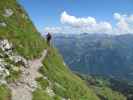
(18, 0, 133, 34)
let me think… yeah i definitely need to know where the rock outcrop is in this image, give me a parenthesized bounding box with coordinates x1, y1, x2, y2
(3, 8, 14, 17)
(0, 22, 7, 27)
(0, 39, 29, 85)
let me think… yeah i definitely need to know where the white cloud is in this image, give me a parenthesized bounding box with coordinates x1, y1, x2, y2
(44, 11, 133, 35)
(114, 13, 122, 21)
(61, 11, 97, 27)
(60, 11, 112, 33)
(113, 13, 133, 34)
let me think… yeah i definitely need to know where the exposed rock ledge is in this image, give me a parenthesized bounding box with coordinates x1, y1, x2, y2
(0, 39, 29, 84)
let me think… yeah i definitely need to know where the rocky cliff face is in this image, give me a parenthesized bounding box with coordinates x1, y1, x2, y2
(0, 0, 127, 100)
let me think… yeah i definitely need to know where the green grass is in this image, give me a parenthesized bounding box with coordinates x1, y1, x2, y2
(6, 69, 20, 83)
(0, 85, 11, 100)
(36, 77, 49, 90)
(53, 95, 62, 100)
(39, 48, 100, 100)
(33, 89, 62, 100)
(32, 89, 52, 100)
(91, 77, 127, 100)
(52, 82, 67, 97)
(92, 86, 126, 100)
(77, 74, 127, 100)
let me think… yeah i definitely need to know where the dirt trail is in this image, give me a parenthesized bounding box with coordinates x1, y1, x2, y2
(8, 49, 47, 100)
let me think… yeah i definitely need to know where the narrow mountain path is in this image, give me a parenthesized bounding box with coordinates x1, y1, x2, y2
(8, 49, 48, 100)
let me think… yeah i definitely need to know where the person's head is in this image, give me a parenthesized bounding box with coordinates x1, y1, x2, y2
(48, 32, 51, 35)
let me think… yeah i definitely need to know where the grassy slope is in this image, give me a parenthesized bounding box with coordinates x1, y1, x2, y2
(77, 74, 127, 100)
(33, 89, 52, 100)
(92, 86, 126, 100)
(0, 0, 47, 59)
(37, 48, 100, 100)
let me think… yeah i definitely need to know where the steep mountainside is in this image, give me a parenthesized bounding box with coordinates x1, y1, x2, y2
(0, 0, 126, 100)
(53, 33, 133, 82)
(0, 0, 47, 59)
(75, 73, 133, 100)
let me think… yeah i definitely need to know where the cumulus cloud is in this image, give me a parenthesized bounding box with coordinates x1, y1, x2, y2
(60, 11, 112, 33)
(61, 11, 97, 27)
(44, 11, 133, 35)
(113, 13, 133, 34)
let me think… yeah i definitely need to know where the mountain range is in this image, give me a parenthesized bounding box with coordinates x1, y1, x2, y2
(53, 33, 133, 82)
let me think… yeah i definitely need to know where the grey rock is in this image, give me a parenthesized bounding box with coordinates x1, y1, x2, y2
(3, 8, 14, 17)
(0, 22, 7, 27)
(8, 53, 29, 68)
(0, 39, 13, 52)
(0, 59, 10, 82)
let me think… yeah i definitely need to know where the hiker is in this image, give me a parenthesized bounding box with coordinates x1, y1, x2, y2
(46, 32, 52, 46)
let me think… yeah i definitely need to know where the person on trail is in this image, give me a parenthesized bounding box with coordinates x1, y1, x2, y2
(46, 32, 52, 46)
